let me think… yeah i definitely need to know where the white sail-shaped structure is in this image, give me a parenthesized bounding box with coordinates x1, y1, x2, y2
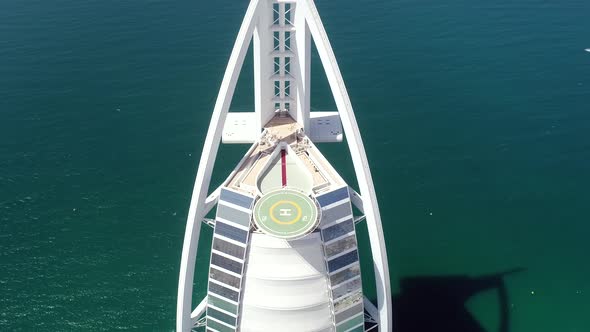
(177, 0, 392, 331)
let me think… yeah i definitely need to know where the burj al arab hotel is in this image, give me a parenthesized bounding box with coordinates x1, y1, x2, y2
(177, 0, 392, 331)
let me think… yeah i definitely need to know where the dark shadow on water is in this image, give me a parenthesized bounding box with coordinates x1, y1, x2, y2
(392, 268, 525, 332)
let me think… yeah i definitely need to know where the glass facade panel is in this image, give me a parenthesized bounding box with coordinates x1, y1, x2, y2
(211, 253, 242, 274)
(346, 325, 365, 332)
(220, 189, 253, 209)
(208, 282, 239, 302)
(285, 3, 292, 24)
(328, 250, 359, 271)
(285, 31, 291, 50)
(207, 318, 234, 332)
(335, 303, 363, 323)
(272, 3, 280, 25)
(273, 31, 280, 50)
(208, 295, 238, 315)
(330, 264, 361, 286)
(217, 205, 251, 227)
(210, 267, 241, 289)
(285, 57, 291, 74)
(215, 222, 248, 243)
(207, 307, 236, 326)
(325, 234, 357, 257)
(333, 290, 363, 312)
(322, 219, 354, 242)
(322, 202, 352, 225)
(317, 186, 349, 207)
(274, 57, 280, 74)
(212, 237, 245, 259)
(332, 278, 361, 299)
(336, 313, 364, 332)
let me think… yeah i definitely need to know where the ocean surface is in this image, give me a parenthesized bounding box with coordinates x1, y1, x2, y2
(1, 0, 589, 331)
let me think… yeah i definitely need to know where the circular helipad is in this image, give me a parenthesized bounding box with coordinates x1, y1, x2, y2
(253, 188, 319, 239)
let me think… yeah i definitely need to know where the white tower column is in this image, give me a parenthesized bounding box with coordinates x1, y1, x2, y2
(293, 1, 311, 131)
(254, 1, 310, 132)
(253, 0, 274, 131)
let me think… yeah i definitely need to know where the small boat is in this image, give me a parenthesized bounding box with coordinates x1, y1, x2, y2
(176, 1, 392, 331)
(585, 48, 590, 53)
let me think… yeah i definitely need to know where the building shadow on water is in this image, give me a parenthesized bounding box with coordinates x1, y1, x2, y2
(392, 268, 525, 332)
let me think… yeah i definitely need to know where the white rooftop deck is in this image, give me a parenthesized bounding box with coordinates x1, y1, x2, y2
(228, 114, 344, 196)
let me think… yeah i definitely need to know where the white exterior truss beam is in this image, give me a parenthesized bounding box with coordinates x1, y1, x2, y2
(190, 297, 207, 326)
(299, 0, 392, 330)
(176, 0, 261, 330)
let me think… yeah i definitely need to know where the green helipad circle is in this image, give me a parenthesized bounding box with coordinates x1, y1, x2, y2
(253, 188, 319, 239)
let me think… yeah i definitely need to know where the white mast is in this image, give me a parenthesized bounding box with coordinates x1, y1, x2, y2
(177, 1, 392, 331)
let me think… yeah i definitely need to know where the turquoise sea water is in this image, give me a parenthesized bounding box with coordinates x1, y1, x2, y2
(2, 0, 590, 331)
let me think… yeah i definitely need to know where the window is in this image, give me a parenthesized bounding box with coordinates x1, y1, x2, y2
(345, 325, 365, 332)
(217, 204, 251, 227)
(212, 237, 245, 259)
(272, 3, 280, 25)
(285, 57, 291, 75)
(207, 318, 234, 332)
(211, 253, 242, 274)
(322, 202, 352, 225)
(325, 234, 357, 257)
(335, 313, 364, 331)
(332, 277, 361, 299)
(284, 3, 293, 25)
(322, 219, 354, 242)
(330, 264, 360, 286)
(317, 186, 349, 207)
(208, 295, 238, 314)
(273, 31, 280, 51)
(328, 250, 359, 271)
(284, 31, 291, 51)
(210, 267, 241, 289)
(207, 307, 236, 326)
(335, 302, 363, 322)
(284, 81, 291, 97)
(215, 222, 248, 243)
(220, 189, 253, 209)
(333, 290, 363, 312)
(208, 281, 239, 302)
(274, 57, 280, 75)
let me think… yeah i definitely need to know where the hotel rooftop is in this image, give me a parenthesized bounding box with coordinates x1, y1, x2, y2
(176, 1, 392, 331)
